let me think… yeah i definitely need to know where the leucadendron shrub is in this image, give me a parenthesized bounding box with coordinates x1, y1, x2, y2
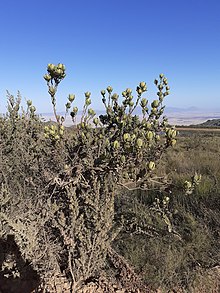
(0, 63, 176, 292)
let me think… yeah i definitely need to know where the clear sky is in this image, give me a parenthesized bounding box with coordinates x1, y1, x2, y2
(0, 0, 220, 113)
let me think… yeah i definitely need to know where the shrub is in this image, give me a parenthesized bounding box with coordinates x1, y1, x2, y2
(0, 64, 174, 291)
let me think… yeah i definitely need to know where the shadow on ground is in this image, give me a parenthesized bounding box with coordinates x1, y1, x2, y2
(0, 235, 40, 293)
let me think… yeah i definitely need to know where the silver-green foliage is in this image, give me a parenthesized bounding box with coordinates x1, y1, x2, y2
(0, 64, 176, 291)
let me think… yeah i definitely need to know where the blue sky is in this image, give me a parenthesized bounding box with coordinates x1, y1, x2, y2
(0, 0, 220, 113)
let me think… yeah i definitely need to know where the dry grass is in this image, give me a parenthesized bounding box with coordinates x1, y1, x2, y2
(114, 131, 220, 292)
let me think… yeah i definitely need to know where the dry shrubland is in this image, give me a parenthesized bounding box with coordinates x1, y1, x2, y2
(0, 64, 219, 292)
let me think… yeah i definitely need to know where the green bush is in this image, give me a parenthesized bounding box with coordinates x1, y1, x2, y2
(0, 64, 175, 291)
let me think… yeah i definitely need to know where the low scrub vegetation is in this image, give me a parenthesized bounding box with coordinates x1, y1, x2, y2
(0, 64, 219, 292)
(114, 133, 220, 292)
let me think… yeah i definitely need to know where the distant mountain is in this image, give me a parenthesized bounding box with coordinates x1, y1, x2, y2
(164, 106, 200, 113)
(190, 119, 220, 128)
